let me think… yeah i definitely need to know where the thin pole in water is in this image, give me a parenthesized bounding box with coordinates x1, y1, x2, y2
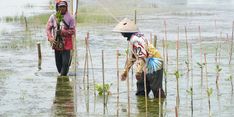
(159, 88, 161, 117)
(116, 50, 120, 116)
(144, 66, 148, 117)
(190, 44, 194, 117)
(134, 10, 137, 24)
(176, 26, 180, 107)
(154, 35, 157, 48)
(37, 42, 42, 70)
(85, 32, 90, 112)
(102, 50, 106, 114)
(198, 26, 203, 87)
(229, 21, 234, 64)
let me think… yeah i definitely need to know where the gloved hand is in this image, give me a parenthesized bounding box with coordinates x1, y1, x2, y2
(121, 70, 128, 81)
(135, 72, 142, 80)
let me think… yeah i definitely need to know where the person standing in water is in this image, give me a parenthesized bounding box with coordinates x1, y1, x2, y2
(46, 0, 76, 76)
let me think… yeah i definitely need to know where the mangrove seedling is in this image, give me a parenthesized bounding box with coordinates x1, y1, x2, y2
(174, 70, 182, 79)
(215, 65, 222, 85)
(186, 87, 193, 117)
(197, 62, 206, 86)
(207, 88, 213, 97)
(56, 11, 63, 23)
(207, 87, 213, 116)
(225, 75, 233, 92)
(174, 70, 182, 106)
(185, 60, 190, 71)
(95, 83, 112, 96)
(186, 87, 193, 95)
(197, 62, 206, 68)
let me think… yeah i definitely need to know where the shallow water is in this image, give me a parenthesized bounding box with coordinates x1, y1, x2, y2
(0, 0, 234, 117)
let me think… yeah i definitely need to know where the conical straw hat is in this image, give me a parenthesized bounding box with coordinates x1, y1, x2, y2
(112, 18, 139, 33)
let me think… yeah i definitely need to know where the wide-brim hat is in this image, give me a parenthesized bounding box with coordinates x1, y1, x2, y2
(112, 18, 139, 33)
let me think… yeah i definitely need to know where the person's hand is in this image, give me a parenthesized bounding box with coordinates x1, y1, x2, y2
(121, 71, 128, 81)
(48, 37, 56, 45)
(56, 30, 61, 35)
(135, 72, 142, 80)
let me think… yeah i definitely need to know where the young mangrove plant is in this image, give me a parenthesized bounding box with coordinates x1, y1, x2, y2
(215, 65, 222, 86)
(95, 83, 112, 96)
(186, 87, 193, 117)
(197, 62, 205, 87)
(204, 51, 212, 117)
(225, 75, 233, 93)
(174, 70, 181, 107)
(207, 88, 213, 117)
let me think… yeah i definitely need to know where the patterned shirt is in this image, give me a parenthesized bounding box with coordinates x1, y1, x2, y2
(46, 12, 75, 50)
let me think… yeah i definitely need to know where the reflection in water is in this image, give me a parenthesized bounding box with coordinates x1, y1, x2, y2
(52, 76, 75, 117)
(136, 97, 164, 117)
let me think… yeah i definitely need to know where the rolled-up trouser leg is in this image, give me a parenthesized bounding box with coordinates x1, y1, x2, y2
(149, 68, 166, 98)
(60, 50, 71, 76)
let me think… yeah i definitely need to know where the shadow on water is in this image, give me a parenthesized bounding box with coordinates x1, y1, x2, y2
(52, 76, 75, 117)
(136, 97, 164, 117)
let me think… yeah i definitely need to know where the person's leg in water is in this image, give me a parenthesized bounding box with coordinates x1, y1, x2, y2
(55, 50, 62, 74)
(136, 72, 151, 96)
(60, 50, 71, 76)
(149, 67, 166, 98)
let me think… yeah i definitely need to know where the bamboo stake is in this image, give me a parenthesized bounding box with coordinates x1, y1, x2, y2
(218, 32, 222, 63)
(102, 50, 106, 114)
(204, 50, 212, 117)
(162, 36, 167, 96)
(37, 42, 42, 70)
(215, 20, 218, 64)
(229, 21, 234, 64)
(150, 33, 152, 44)
(198, 26, 203, 87)
(70, 0, 73, 14)
(86, 33, 90, 112)
(71, 0, 78, 115)
(164, 20, 168, 67)
(82, 33, 88, 112)
(159, 88, 161, 117)
(176, 26, 180, 107)
(175, 106, 178, 117)
(154, 35, 157, 48)
(116, 50, 120, 116)
(230, 75, 233, 93)
(127, 64, 130, 117)
(176, 26, 179, 70)
(185, 26, 189, 71)
(185, 26, 190, 95)
(164, 20, 168, 96)
(75, 0, 79, 19)
(190, 44, 194, 117)
(85, 35, 96, 96)
(24, 17, 28, 31)
(144, 66, 148, 117)
(134, 10, 137, 24)
(125, 42, 131, 117)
